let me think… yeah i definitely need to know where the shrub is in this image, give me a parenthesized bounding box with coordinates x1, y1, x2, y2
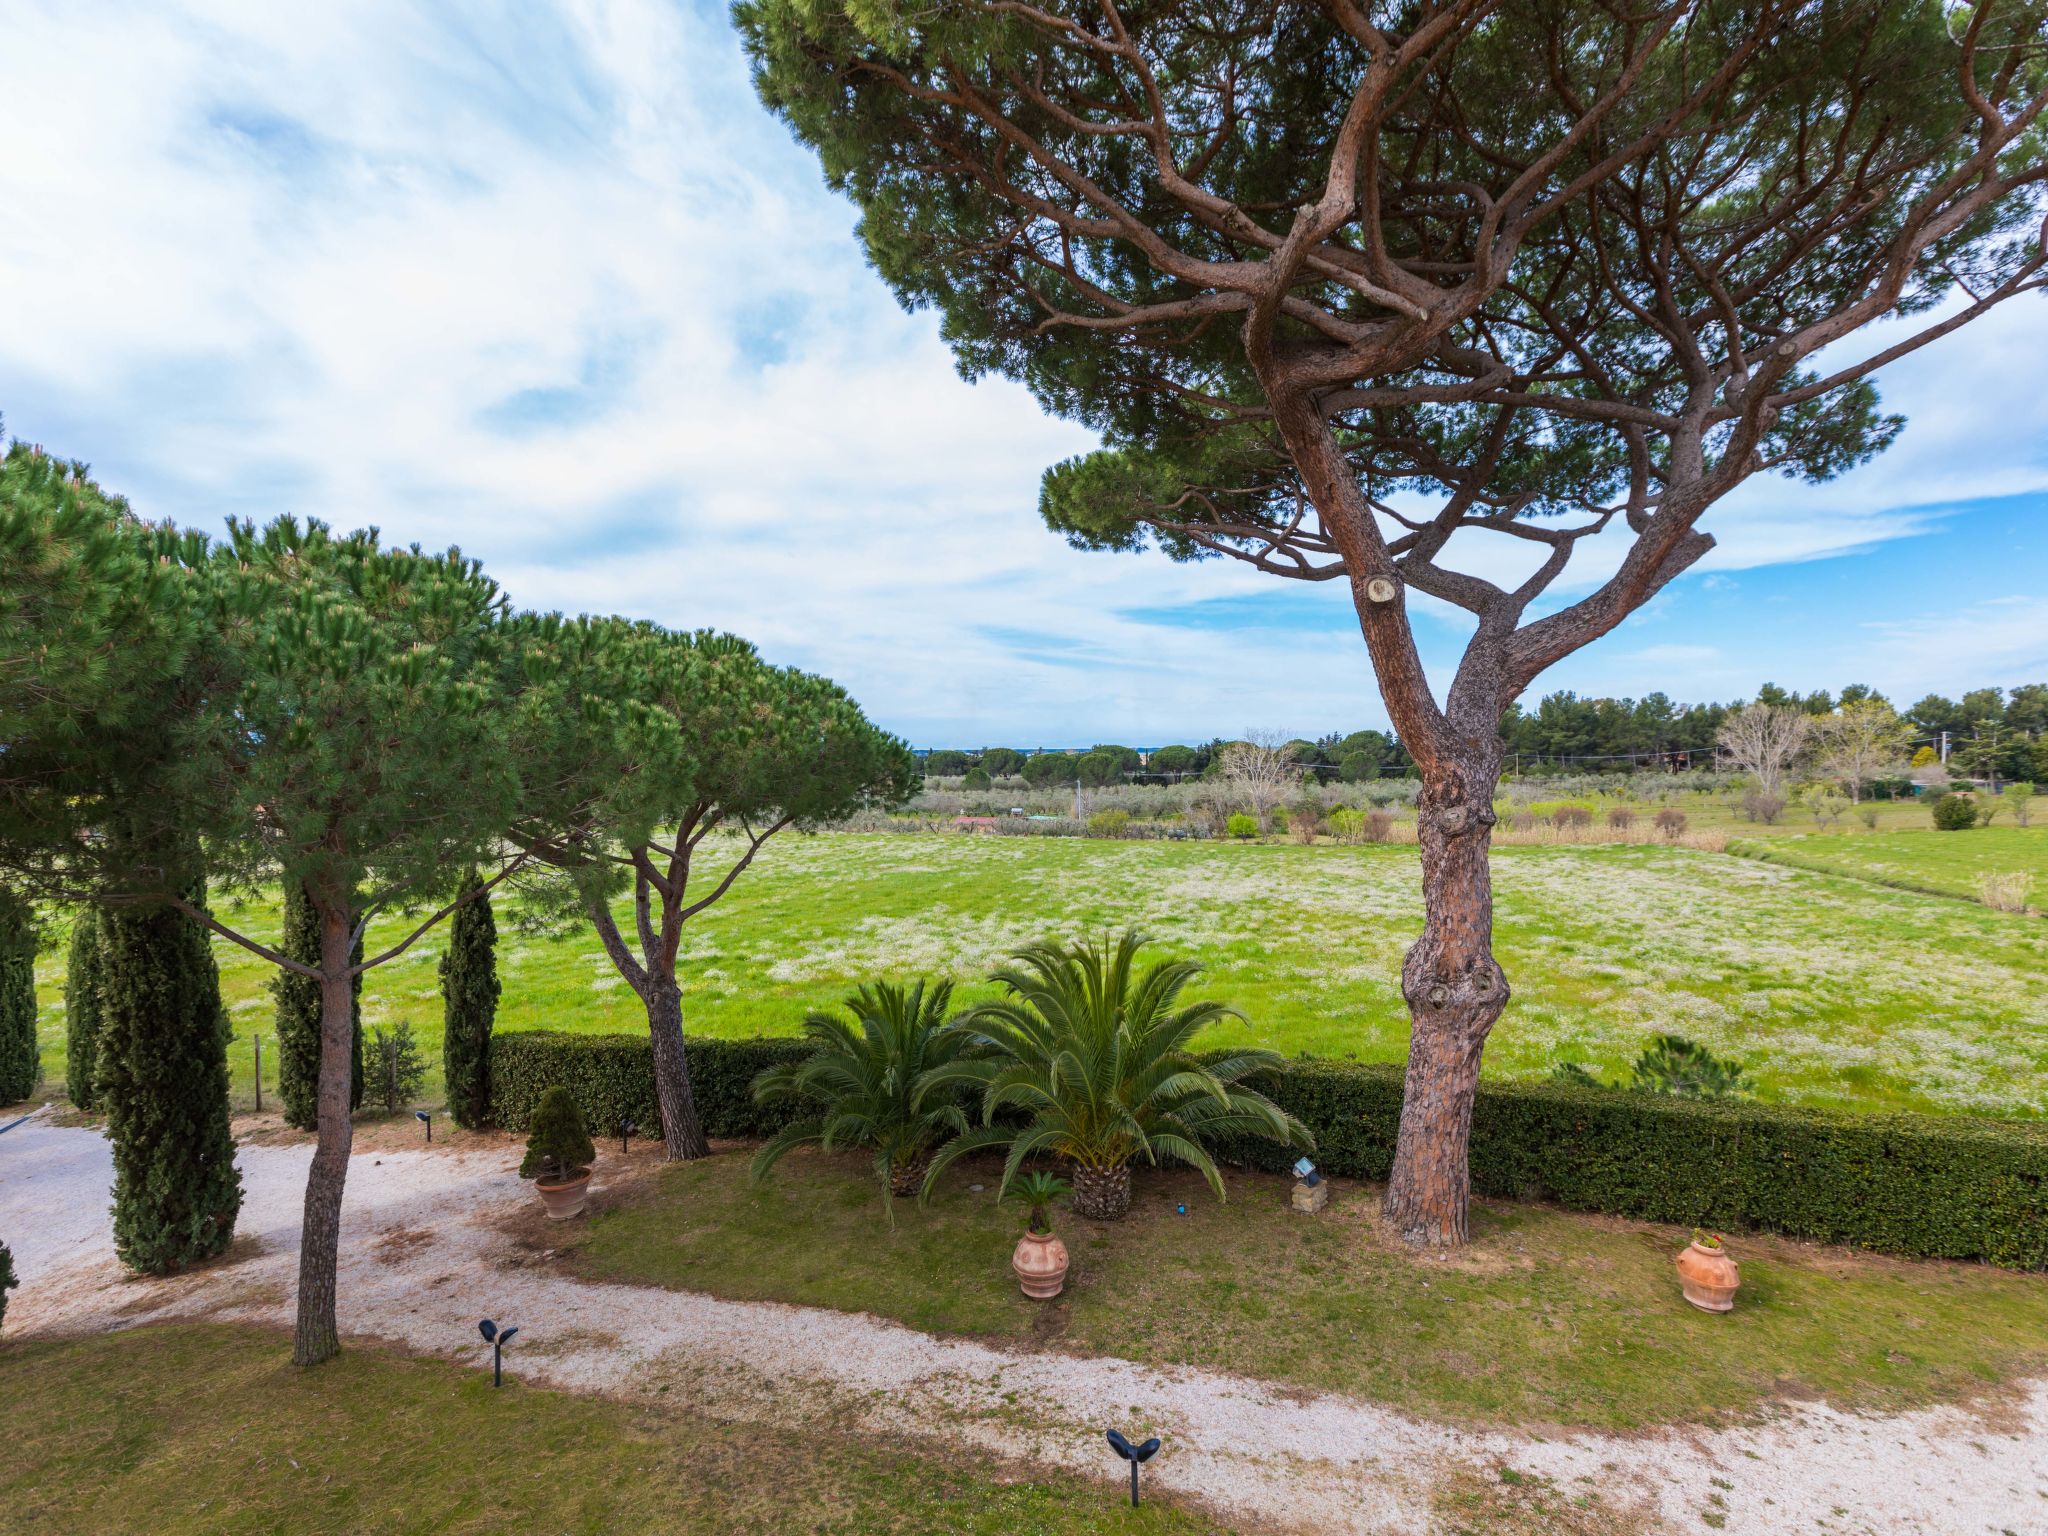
(520, 1086, 596, 1181)
(439, 873, 500, 1130)
(274, 881, 363, 1129)
(1931, 792, 1981, 831)
(1226, 813, 1258, 840)
(1605, 807, 1634, 831)
(1364, 809, 1394, 843)
(1087, 808, 1132, 838)
(1508, 811, 1538, 834)
(97, 884, 241, 1274)
(1740, 789, 1787, 824)
(1629, 1034, 1747, 1099)
(1211, 1060, 2048, 1269)
(1807, 788, 1851, 829)
(64, 912, 106, 1110)
(2003, 782, 2035, 828)
(490, 1031, 812, 1138)
(1006, 1170, 1070, 1234)
(1856, 804, 1880, 829)
(1326, 807, 1364, 843)
(0, 888, 41, 1105)
(1653, 808, 1688, 840)
(1287, 807, 1321, 844)
(751, 978, 976, 1201)
(1978, 871, 2032, 914)
(363, 1022, 430, 1114)
(1550, 804, 1593, 831)
(921, 931, 1310, 1219)
(962, 767, 993, 791)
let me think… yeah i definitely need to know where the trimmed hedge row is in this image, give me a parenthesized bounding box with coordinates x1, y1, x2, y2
(488, 1031, 2048, 1270)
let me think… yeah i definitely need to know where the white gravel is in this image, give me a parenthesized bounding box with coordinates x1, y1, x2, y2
(3, 1115, 2045, 1534)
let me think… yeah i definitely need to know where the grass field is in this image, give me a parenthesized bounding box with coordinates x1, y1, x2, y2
(29, 827, 2048, 1119)
(1729, 825, 2048, 904)
(0, 1324, 1216, 1536)
(565, 1150, 2048, 1432)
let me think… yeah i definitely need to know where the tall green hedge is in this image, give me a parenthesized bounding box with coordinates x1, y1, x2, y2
(439, 873, 499, 1130)
(0, 886, 39, 1105)
(64, 911, 106, 1110)
(98, 887, 242, 1274)
(273, 882, 363, 1130)
(488, 1032, 2048, 1269)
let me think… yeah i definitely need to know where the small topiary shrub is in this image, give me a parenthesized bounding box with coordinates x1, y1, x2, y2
(1932, 791, 1981, 831)
(520, 1086, 595, 1182)
(1226, 813, 1258, 840)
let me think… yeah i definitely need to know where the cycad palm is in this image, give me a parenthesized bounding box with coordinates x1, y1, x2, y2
(751, 978, 975, 1204)
(921, 930, 1310, 1219)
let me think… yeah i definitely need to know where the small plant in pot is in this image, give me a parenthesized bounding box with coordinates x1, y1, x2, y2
(521, 1086, 597, 1220)
(1675, 1228, 1741, 1312)
(1007, 1171, 1071, 1299)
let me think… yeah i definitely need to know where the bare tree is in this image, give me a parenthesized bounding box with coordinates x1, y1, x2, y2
(743, 0, 2048, 1244)
(1717, 704, 1812, 797)
(1214, 732, 1304, 819)
(1811, 702, 1913, 802)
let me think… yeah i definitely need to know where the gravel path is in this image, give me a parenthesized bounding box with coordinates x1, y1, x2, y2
(3, 1114, 2044, 1534)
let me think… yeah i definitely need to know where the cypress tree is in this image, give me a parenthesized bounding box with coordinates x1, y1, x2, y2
(64, 910, 106, 1110)
(275, 882, 363, 1130)
(0, 886, 39, 1105)
(439, 871, 500, 1129)
(98, 883, 241, 1273)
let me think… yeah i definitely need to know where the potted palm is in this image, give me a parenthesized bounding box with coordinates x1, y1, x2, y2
(521, 1086, 597, 1219)
(750, 978, 977, 1213)
(1007, 1171, 1071, 1298)
(921, 929, 1312, 1219)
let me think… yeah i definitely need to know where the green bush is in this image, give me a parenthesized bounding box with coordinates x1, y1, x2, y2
(363, 1021, 429, 1114)
(439, 873, 499, 1130)
(489, 1031, 812, 1138)
(1225, 813, 1258, 840)
(1931, 792, 1980, 830)
(64, 912, 106, 1110)
(0, 888, 40, 1105)
(961, 767, 993, 791)
(520, 1085, 596, 1180)
(489, 1032, 2048, 1269)
(1086, 808, 1131, 837)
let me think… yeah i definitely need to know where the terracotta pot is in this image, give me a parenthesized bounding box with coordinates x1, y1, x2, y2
(1013, 1228, 1070, 1299)
(536, 1170, 592, 1220)
(1675, 1239, 1740, 1312)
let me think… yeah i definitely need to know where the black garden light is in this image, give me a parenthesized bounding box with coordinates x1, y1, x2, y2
(1105, 1429, 1161, 1507)
(415, 1109, 433, 1143)
(478, 1318, 519, 1387)
(619, 1119, 638, 1155)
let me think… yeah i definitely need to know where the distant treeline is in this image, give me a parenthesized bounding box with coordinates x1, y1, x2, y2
(921, 680, 2048, 783)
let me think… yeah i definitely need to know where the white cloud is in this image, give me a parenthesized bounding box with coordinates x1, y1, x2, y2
(1, 0, 2040, 744)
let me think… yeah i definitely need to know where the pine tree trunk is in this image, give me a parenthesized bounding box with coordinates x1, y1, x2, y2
(644, 979, 709, 1160)
(293, 901, 357, 1367)
(1070, 1162, 1132, 1220)
(1382, 753, 1510, 1247)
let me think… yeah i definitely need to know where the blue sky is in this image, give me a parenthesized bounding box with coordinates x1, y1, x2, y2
(2, 1, 2044, 748)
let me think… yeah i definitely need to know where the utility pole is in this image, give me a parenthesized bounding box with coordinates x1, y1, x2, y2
(1940, 729, 1950, 764)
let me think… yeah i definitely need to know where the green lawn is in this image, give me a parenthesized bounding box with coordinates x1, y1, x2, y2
(28, 829, 2048, 1119)
(563, 1149, 2048, 1433)
(0, 1324, 1217, 1536)
(1729, 824, 2048, 905)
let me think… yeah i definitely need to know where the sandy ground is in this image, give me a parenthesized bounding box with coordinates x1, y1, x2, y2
(3, 1111, 2045, 1535)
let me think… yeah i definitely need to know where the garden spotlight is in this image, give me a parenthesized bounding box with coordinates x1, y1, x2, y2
(478, 1318, 519, 1387)
(415, 1109, 432, 1143)
(1105, 1429, 1161, 1507)
(619, 1119, 638, 1155)
(1293, 1156, 1320, 1187)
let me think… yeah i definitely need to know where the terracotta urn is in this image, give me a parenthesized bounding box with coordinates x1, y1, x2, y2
(536, 1170, 593, 1220)
(1012, 1228, 1070, 1299)
(1675, 1238, 1740, 1312)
